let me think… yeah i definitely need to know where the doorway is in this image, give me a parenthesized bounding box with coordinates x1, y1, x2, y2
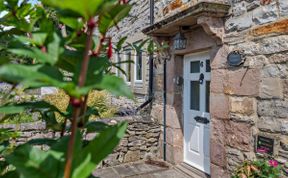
(183, 51, 211, 174)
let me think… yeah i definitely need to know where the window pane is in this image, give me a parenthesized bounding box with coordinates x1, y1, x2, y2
(190, 61, 200, 73)
(117, 53, 121, 77)
(206, 81, 210, 112)
(127, 52, 132, 82)
(136, 51, 142, 80)
(190, 81, 200, 110)
(206, 60, 211, 72)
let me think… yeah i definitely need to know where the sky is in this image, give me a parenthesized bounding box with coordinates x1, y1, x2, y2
(28, 0, 38, 5)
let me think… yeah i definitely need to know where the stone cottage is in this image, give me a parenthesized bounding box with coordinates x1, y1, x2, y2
(111, 0, 288, 177)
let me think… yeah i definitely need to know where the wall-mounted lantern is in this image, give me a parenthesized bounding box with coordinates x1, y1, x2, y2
(173, 27, 187, 50)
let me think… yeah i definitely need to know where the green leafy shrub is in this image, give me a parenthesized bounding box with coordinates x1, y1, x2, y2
(44, 90, 116, 122)
(3, 112, 35, 124)
(0, 87, 39, 124)
(233, 159, 282, 178)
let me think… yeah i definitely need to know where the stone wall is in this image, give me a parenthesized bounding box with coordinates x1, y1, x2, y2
(102, 117, 160, 167)
(0, 117, 161, 168)
(209, 0, 288, 176)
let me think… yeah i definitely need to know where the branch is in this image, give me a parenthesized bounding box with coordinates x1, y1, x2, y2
(64, 18, 98, 178)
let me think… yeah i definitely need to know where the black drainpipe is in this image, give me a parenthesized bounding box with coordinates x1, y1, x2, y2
(163, 58, 167, 161)
(135, 0, 154, 113)
(148, 0, 154, 98)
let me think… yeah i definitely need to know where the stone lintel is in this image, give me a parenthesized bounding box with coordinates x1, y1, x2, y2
(142, 2, 230, 36)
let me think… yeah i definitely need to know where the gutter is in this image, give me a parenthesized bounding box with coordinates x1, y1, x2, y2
(163, 58, 167, 161)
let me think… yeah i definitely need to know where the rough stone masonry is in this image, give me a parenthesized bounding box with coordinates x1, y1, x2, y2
(0, 116, 161, 168)
(214, 0, 288, 176)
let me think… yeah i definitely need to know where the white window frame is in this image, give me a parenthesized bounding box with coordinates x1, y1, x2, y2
(115, 52, 121, 77)
(124, 51, 132, 85)
(134, 50, 143, 83)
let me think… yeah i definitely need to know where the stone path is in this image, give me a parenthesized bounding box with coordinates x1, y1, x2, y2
(93, 162, 192, 178)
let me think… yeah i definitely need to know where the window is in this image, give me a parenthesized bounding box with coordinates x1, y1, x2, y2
(135, 50, 143, 82)
(116, 52, 121, 77)
(125, 51, 132, 83)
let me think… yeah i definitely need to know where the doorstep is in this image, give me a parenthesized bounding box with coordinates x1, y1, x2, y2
(93, 161, 193, 178)
(175, 163, 210, 178)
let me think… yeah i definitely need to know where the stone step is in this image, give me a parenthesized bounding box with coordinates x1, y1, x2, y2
(175, 163, 210, 178)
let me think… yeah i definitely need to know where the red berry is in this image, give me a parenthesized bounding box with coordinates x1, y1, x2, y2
(87, 18, 96, 29)
(70, 98, 82, 107)
(41, 46, 47, 53)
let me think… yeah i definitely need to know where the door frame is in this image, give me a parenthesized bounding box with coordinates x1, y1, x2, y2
(182, 51, 211, 174)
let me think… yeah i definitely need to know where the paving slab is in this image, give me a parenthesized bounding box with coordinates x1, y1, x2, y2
(113, 164, 138, 177)
(94, 162, 193, 178)
(152, 169, 191, 178)
(93, 167, 120, 178)
(132, 162, 167, 174)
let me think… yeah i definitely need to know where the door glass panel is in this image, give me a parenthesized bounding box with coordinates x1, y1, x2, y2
(206, 60, 211, 72)
(190, 61, 200, 73)
(190, 81, 200, 110)
(206, 81, 210, 112)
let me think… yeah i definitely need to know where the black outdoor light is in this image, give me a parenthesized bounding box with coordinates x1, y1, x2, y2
(173, 27, 187, 50)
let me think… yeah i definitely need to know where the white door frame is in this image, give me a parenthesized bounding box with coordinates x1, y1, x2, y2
(183, 51, 211, 174)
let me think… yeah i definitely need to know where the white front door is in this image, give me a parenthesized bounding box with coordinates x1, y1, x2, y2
(183, 52, 211, 174)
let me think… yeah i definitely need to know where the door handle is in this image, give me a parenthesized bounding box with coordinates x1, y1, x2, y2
(194, 116, 210, 124)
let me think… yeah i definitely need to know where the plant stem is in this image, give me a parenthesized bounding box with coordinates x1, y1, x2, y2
(63, 18, 96, 178)
(78, 23, 96, 87)
(63, 108, 80, 178)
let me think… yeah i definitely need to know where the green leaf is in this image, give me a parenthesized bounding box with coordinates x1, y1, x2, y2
(115, 36, 127, 52)
(43, 0, 106, 20)
(8, 47, 51, 64)
(73, 56, 109, 86)
(40, 111, 64, 131)
(11, 33, 62, 65)
(59, 17, 84, 30)
(98, 4, 132, 34)
(0, 101, 65, 116)
(32, 33, 48, 46)
(27, 138, 57, 147)
(0, 64, 84, 97)
(94, 75, 133, 99)
(51, 131, 82, 156)
(0, 128, 19, 143)
(128, 39, 149, 53)
(0, 106, 25, 114)
(6, 144, 64, 178)
(47, 33, 63, 65)
(72, 122, 128, 178)
(15, 33, 48, 46)
(85, 121, 109, 133)
(147, 39, 154, 55)
(1, 171, 20, 178)
(56, 49, 82, 73)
